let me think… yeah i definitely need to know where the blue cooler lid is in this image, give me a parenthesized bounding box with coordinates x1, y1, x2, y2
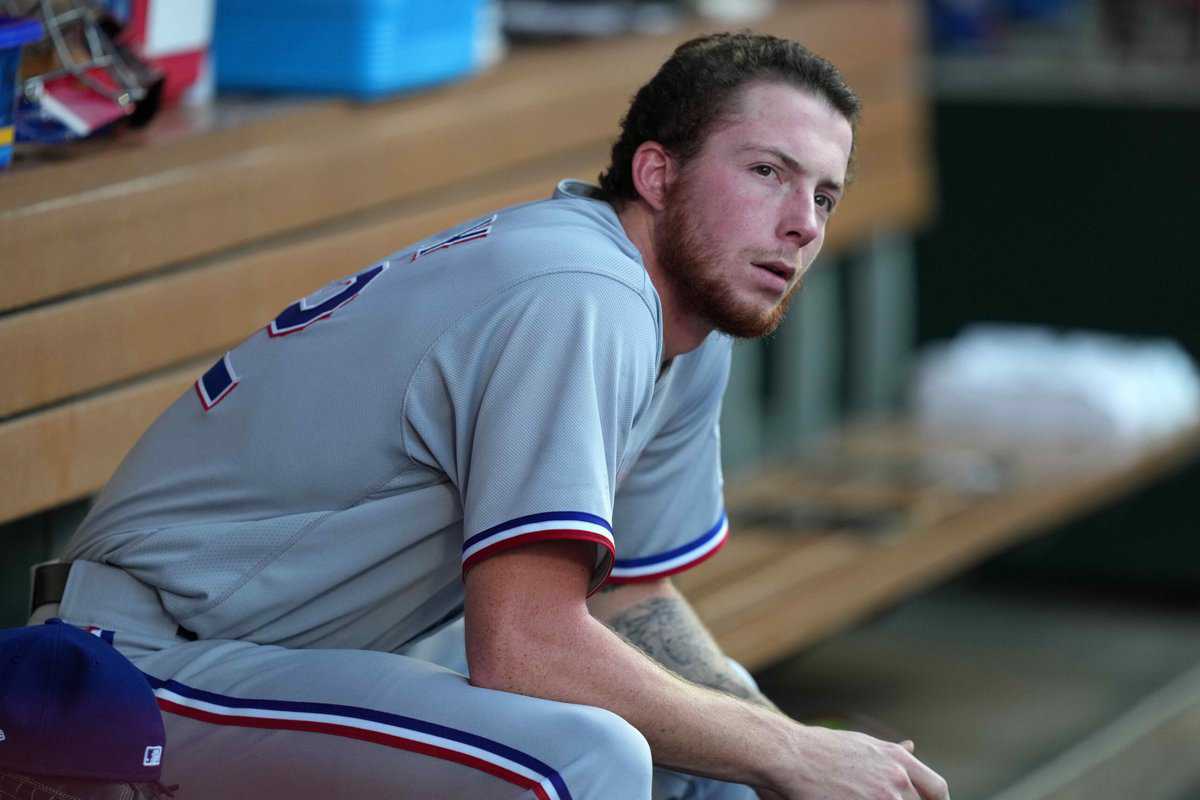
(0, 16, 44, 49)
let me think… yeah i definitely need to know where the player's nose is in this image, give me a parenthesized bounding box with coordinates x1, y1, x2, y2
(778, 191, 821, 250)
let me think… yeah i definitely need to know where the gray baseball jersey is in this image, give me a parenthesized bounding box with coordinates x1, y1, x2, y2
(65, 179, 731, 656)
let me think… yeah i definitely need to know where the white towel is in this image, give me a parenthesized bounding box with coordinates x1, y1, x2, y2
(912, 324, 1200, 449)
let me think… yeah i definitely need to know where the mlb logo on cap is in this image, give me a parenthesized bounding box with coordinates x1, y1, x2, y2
(0, 619, 166, 783)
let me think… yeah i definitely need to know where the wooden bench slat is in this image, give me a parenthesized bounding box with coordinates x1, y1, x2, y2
(0, 358, 212, 525)
(672, 530, 796, 595)
(0, 95, 619, 314)
(687, 533, 867, 623)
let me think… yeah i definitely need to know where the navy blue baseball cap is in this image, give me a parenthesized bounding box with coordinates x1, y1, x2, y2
(0, 620, 165, 782)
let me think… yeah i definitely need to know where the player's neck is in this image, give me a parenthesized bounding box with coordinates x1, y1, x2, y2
(616, 200, 713, 361)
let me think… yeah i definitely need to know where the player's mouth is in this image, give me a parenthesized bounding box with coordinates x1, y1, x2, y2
(752, 260, 796, 292)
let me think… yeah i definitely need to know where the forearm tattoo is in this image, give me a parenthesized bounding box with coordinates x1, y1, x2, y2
(605, 595, 779, 711)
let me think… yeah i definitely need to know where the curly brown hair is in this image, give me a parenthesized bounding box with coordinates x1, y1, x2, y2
(598, 32, 860, 204)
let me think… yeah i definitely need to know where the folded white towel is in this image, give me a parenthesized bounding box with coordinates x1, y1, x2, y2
(912, 324, 1200, 449)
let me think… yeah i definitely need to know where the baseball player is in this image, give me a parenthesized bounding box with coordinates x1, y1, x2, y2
(32, 33, 950, 800)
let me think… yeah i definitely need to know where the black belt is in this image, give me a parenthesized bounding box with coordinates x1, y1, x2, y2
(31, 561, 198, 641)
(30, 561, 72, 613)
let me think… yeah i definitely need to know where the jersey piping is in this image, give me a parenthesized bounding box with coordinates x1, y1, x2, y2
(608, 511, 729, 583)
(145, 674, 574, 800)
(461, 511, 616, 591)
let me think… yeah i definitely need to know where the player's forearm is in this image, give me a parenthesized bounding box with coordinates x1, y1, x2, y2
(465, 543, 948, 798)
(468, 605, 794, 790)
(591, 580, 781, 712)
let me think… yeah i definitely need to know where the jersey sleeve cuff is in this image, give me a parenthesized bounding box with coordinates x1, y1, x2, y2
(461, 512, 616, 596)
(606, 512, 729, 584)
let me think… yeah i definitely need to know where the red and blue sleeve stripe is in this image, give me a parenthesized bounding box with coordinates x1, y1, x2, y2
(607, 512, 728, 583)
(461, 511, 616, 589)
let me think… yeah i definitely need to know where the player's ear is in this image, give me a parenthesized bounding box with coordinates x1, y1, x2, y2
(630, 141, 676, 212)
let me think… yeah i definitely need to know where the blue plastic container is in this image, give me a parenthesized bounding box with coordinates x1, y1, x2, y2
(928, 0, 998, 51)
(213, 0, 487, 100)
(1005, 0, 1073, 22)
(0, 16, 43, 168)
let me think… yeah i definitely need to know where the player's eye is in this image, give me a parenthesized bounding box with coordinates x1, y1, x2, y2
(816, 193, 837, 212)
(752, 164, 778, 179)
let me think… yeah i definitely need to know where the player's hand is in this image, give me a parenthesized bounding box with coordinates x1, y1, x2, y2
(769, 725, 950, 800)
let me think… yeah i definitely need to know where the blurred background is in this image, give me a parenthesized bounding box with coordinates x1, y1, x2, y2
(1, 1, 1199, 798)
